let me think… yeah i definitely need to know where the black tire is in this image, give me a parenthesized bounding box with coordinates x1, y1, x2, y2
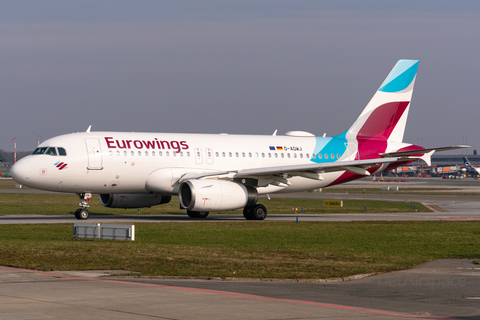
(243, 206, 254, 220)
(250, 204, 267, 220)
(77, 209, 89, 220)
(187, 210, 209, 219)
(74, 208, 81, 219)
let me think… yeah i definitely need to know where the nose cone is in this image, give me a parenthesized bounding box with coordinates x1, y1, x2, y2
(10, 158, 31, 185)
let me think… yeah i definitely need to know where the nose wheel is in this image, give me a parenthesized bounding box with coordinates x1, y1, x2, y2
(75, 208, 90, 220)
(75, 193, 92, 220)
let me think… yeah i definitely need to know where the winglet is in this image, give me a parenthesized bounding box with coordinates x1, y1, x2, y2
(86, 125, 92, 133)
(419, 150, 435, 166)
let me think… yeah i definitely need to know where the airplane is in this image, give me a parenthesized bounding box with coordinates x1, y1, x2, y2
(10, 59, 468, 220)
(462, 156, 480, 177)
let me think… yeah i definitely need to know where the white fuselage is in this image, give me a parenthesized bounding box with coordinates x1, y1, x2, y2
(12, 131, 348, 195)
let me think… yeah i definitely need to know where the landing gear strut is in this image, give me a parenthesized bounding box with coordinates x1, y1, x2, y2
(243, 204, 267, 220)
(75, 193, 91, 220)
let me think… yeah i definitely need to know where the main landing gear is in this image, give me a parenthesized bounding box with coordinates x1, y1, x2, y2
(243, 204, 267, 220)
(75, 193, 91, 220)
(185, 204, 267, 220)
(187, 210, 209, 219)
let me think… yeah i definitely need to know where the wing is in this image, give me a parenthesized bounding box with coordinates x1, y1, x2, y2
(179, 157, 408, 187)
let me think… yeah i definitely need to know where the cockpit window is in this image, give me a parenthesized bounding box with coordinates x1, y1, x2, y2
(32, 146, 67, 156)
(33, 147, 47, 155)
(45, 147, 57, 156)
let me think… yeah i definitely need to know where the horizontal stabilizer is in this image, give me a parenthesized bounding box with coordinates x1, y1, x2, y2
(380, 145, 470, 158)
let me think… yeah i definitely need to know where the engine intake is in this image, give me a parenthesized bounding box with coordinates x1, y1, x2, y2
(179, 180, 257, 212)
(99, 194, 171, 208)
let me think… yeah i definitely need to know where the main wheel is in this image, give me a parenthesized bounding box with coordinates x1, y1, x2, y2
(243, 204, 267, 220)
(250, 204, 267, 220)
(243, 206, 253, 220)
(76, 208, 90, 220)
(187, 210, 209, 219)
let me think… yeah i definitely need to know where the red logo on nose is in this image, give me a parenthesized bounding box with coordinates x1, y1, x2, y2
(54, 162, 68, 170)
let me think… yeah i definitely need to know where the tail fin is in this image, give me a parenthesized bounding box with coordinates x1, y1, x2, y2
(344, 59, 419, 159)
(463, 157, 474, 170)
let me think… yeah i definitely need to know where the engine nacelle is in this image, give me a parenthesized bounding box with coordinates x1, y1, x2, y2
(99, 194, 171, 208)
(179, 180, 257, 211)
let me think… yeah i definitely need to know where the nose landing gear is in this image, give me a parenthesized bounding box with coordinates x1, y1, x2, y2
(75, 193, 91, 220)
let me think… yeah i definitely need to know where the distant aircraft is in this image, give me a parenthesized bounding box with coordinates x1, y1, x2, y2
(462, 157, 480, 177)
(11, 59, 468, 220)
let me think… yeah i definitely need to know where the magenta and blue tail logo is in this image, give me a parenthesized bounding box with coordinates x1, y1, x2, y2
(54, 161, 68, 170)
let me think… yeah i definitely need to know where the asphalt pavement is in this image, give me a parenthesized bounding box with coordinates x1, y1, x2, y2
(1, 177, 480, 319)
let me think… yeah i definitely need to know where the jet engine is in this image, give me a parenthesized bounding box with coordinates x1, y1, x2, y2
(99, 194, 171, 208)
(179, 180, 257, 212)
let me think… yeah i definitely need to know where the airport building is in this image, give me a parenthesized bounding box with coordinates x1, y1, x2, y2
(393, 153, 480, 178)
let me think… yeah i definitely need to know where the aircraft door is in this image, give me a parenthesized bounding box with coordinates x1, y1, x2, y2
(206, 148, 214, 165)
(85, 138, 103, 169)
(195, 148, 203, 165)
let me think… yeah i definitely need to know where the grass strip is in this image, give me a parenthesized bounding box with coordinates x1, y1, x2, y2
(0, 221, 479, 279)
(0, 194, 428, 216)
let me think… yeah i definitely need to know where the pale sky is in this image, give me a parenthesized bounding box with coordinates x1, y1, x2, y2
(2, 1, 480, 153)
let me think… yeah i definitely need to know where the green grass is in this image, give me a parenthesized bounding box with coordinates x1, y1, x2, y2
(0, 222, 479, 279)
(0, 181, 23, 188)
(0, 193, 429, 216)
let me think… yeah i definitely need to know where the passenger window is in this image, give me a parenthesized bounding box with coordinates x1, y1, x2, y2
(159, 151, 163, 156)
(58, 148, 67, 156)
(131, 151, 134, 156)
(138, 151, 141, 156)
(152, 151, 156, 156)
(331, 153, 334, 159)
(281, 153, 284, 158)
(116, 151, 120, 156)
(124, 151, 127, 156)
